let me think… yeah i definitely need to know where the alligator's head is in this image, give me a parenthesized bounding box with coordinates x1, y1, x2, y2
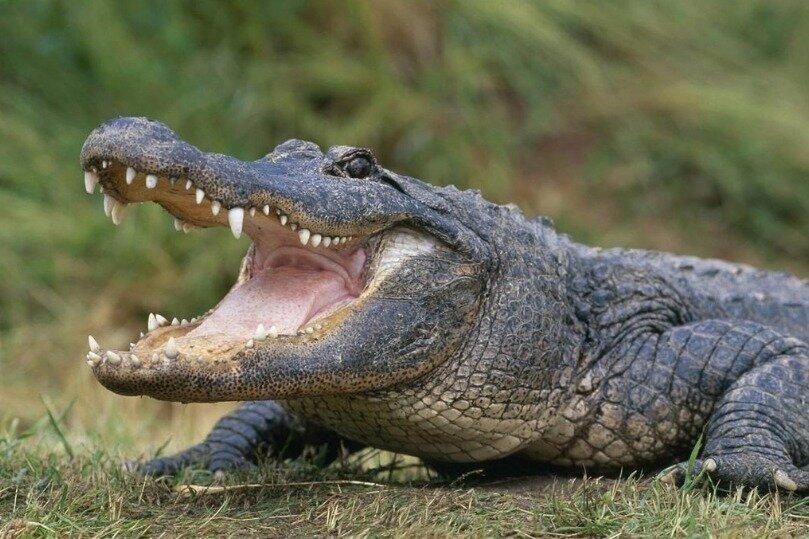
(81, 117, 490, 402)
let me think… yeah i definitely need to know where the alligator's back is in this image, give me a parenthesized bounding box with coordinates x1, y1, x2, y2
(594, 247, 809, 342)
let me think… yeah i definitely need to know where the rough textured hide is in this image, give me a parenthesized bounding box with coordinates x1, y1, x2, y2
(81, 117, 809, 491)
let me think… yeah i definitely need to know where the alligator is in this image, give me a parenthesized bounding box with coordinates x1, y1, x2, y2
(79, 117, 809, 491)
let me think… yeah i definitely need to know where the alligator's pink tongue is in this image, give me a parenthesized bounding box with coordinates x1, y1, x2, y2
(188, 267, 352, 339)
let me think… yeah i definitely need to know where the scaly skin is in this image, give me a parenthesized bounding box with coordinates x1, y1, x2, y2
(81, 117, 809, 491)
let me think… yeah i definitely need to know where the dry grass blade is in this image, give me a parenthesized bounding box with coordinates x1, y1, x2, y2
(174, 479, 388, 497)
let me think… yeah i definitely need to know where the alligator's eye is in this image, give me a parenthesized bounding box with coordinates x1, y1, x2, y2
(344, 156, 373, 178)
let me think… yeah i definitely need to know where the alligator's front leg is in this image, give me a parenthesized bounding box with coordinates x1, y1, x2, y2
(568, 320, 809, 491)
(655, 322, 809, 491)
(687, 352, 809, 491)
(140, 400, 362, 476)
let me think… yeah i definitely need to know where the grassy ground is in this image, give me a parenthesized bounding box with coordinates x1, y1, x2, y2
(1, 1, 808, 536)
(4, 423, 809, 537)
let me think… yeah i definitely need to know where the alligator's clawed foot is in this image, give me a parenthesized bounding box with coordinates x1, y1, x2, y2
(656, 453, 809, 493)
(134, 442, 256, 478)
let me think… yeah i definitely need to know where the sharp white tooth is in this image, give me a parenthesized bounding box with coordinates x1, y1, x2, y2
(196, 188, 205, 204)
(228, 207, 244, 238)
(99, 186, 104, 194)
(174, 218, 183, 231)
(171, 317, 180, 326)
(310, 233, 322, 247)
(290, 223, 298, 231)
(185, 179, 193, 190)
(249, 207, 256, 218)
(88, 335, 100, 352)
(298, 228, 310, 245)
(129, 343, 136, 350)
(279, 214, 288, 226)
(275, 208, 281, 215)
(190, 317, 197, 323)
(322, 237, 332, 247)
(263, 205, 270, 215)
(305, 326, 314, 334)
(87, 351, 101, 363)
(101, 160, 108, 169)
(103, 194, 113, 216)
(211, 200, 221, 216)
(145, 174, 158, 189)
(169, 176, 177, 185)
(181, 318, 189, 325)
(155, 314, 168, 326)
(140, 331, 145, 338)
(182, 223, 193, 233)
(125, 167, 136, 185)
(107, 351, 121, 364)
(254, 324, 268, 340)
(268, 325, 278, 338)
(164, 337, 178, 359)
(130, 355, 141, 367)
(245, 339, 254, 348)
(147, 313, 158, 332)
(340, 237, 348, 244)
(315, 323, 322, 330)
(84, 171, 99, 194)
(111, 201, 126, 225)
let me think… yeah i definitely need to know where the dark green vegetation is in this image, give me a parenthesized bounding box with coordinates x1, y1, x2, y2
(1, 1, 808, 536)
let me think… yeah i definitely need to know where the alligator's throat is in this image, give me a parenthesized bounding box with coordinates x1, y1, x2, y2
(192, 243, 367, 340)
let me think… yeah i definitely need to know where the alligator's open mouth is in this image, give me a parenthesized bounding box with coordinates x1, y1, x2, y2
(82, 157, 419, 374)
(78, 118, 484, 402)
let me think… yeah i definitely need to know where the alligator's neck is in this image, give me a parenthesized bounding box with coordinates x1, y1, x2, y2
(283, 217, 589, 462)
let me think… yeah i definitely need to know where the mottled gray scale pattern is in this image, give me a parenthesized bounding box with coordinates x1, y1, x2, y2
(81, 118, 809, 491)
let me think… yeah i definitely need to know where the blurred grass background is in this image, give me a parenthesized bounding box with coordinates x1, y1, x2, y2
(0, 0, 807, 458)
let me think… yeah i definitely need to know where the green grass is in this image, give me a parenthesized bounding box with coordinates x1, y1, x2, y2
(3, 410, 809, 536)
(1, 1, 808, 536)
(3, 431, 809, 537)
